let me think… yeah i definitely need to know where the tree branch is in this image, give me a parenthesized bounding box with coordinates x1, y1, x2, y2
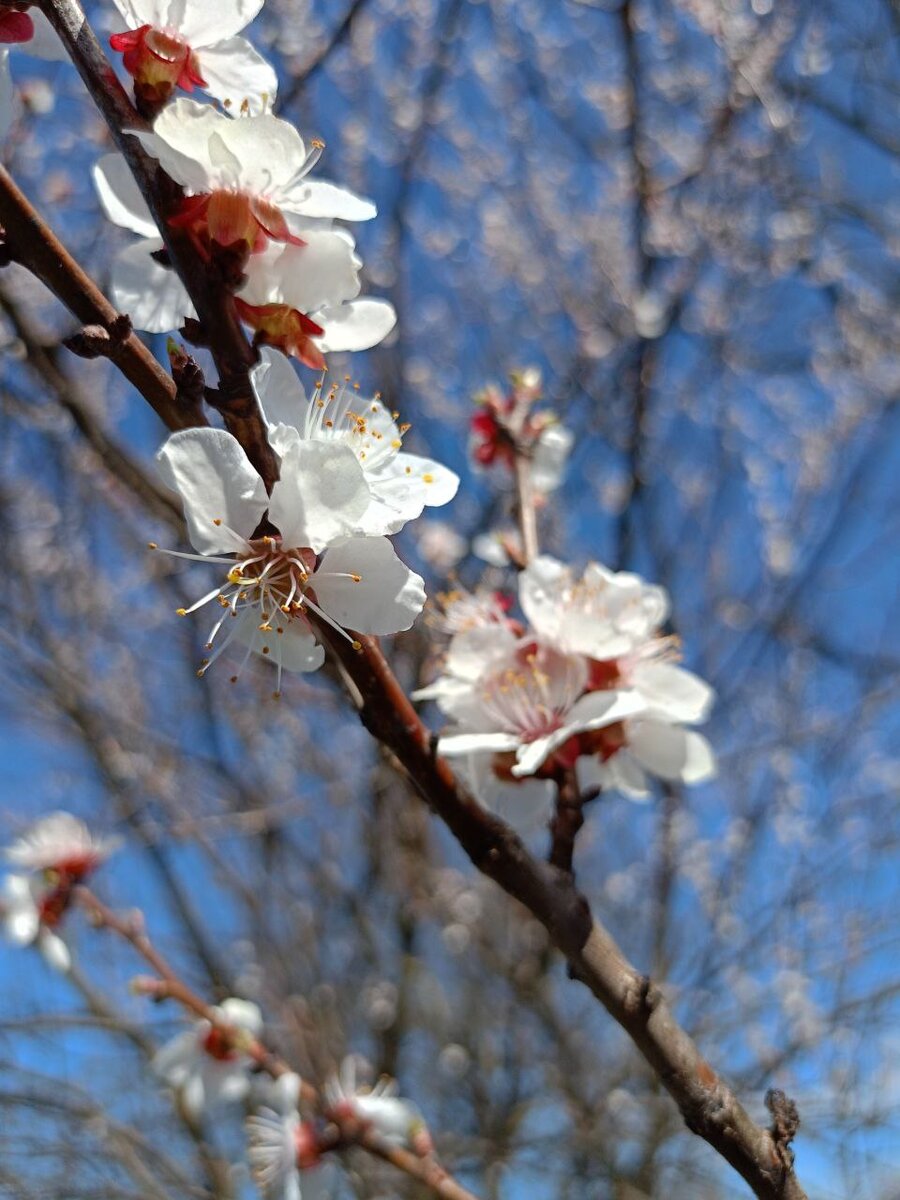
(0, 164, 188, 431)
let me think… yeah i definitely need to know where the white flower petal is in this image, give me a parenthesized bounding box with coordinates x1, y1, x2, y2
(157, 428, 268, 554)
(212, 1067, 253, 1107)
(93, 154, 158, 238)
(518, 555, 568, 641)
(313, 298, 397, 353)
(314, 537, 425, 635)
(129, 98, 220, 192)
(195, 37, 277, 113)
(38, 929, 71, 974)
(175, 0, 265, 45)
(250, 347, 306, 430)
(208, 109, 306, 196)
(218, 997, 263, 1033)
(109, 239, 195, 334)
(181, 1070, 207, 1119)
(239, 234, 361, 313)
(531, 423, 573, 493)
(153, 1029, 201, 1082)
(395, 454, 459, 506)
(632, 661, 715, 724)
(23, 11, 69, 61)
(111, 0, 167, 27)
(437, 732, 521, 757)
(281, 178, 376, 221)
(511, 733, 559, 777)
(268, 439, 371, 553)
(564, 688, 646, 731)
(463, 754, 554, 836)
(628, 720, 716, 784)
(445, 624, 518, 681)
(0, 53, 16, 142)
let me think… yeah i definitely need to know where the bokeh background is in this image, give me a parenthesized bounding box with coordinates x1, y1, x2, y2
(1, 0, 898, 1197)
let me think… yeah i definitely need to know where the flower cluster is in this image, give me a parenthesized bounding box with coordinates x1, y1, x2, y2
(81, 4, 460, 683)
(2, 812, 120, 971)
(416, 558, 716, 831)
(153, 348, 457, 688)
(90, 0, 397, 369)
(154, 1003, 430, 1200)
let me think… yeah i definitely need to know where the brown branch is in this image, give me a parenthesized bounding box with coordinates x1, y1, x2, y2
(0, 165, 189, 431)
(37, 0, 279, 490)
(548, 768, 586, 877)
(317, 630, 808, 1200)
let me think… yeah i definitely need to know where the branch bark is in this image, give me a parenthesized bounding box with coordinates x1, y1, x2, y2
(0, 165, 188, 431)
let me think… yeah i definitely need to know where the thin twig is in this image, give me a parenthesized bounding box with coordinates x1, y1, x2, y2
(75, 888, 482, 1200)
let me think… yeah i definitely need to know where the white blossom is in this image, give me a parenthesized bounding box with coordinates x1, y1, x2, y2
(153, 997, 263, 1117)
(577, 718, 716, 799)
(5, 811, 121, 873)
(2, 873, 71, 973)
(251, 348, 458, 533)
(1, 813, 119, 973)
(437, 640, 645, 778)
(531, 422, 574, 494)
(324, 1056, 432, 1155)
(110, 0, 277, 113)
(129, 99, 375, 237)
(518, 555, 670, 661)
(155, 427, 426, 687)
(237, 243, 396, 367)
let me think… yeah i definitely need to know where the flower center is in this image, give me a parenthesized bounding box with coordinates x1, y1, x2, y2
(480, 643, 585, 743)
(234, 299, 326, 369)
(202, 1027, 238, 1062)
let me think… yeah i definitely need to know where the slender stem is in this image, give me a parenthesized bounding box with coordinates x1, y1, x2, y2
(75, 888, 483, 1200)
(513, 449, 539, 565)
(548, 768, 586, 877)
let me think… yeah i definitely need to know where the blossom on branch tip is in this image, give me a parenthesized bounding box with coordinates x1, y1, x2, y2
(251, 348, 458, 531)
(246, 1110, 326, 1200)
(154, 427, 426, 689)
(419, 557, 716, 812)
(110, 0, 277, 113)
(3, 874, 72, 972)
(469, 369, 573, 494)
(153, 997, 263, 1117)
(1, 812, 121, 973)
(5, 811, 121, 874)
(324, 1056, 433, 1156)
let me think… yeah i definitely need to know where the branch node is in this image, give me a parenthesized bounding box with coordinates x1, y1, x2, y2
(167, 339, 207, 418)
(63, 313, 132, 360)
(206, 373, 259, 420)
(766, 1088, 800, 1171)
